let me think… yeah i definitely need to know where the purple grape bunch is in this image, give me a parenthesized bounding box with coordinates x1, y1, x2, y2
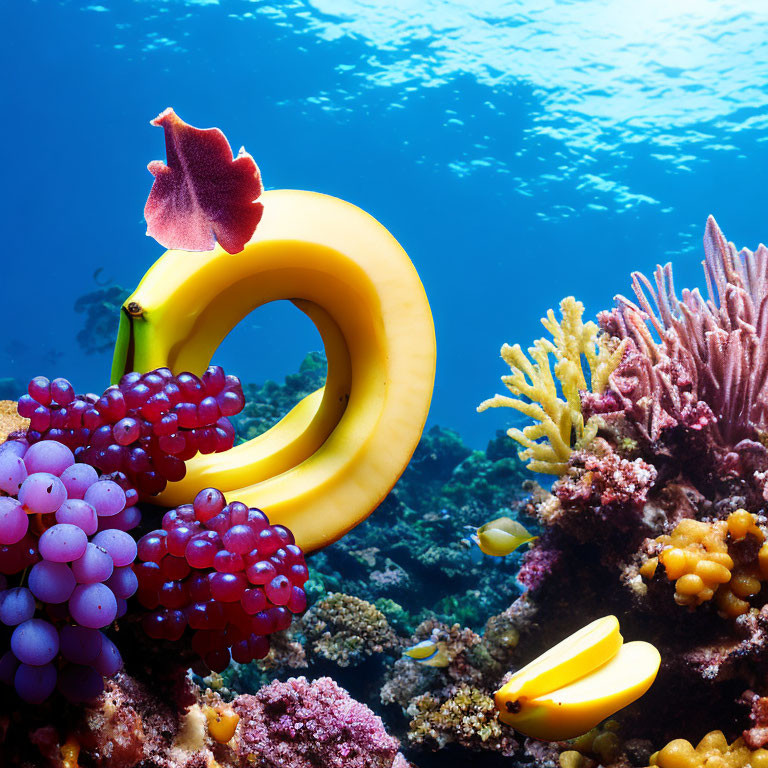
(0, 439, 139, 703)
(17, 365, 244, 499)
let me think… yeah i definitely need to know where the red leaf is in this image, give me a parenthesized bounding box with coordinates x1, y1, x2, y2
(144, 108, 264, 254)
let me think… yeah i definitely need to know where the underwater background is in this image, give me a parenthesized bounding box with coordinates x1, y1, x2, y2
(4, 0, 768, 448)
(4, 2, 768, 767)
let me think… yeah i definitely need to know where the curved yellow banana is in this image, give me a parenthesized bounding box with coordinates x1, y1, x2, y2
(112, 189, 436, 552)
(496, 617, 660, 741)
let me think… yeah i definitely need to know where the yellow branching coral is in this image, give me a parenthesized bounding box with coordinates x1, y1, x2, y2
(650, 730, 768, 768)
(642, 510, 768, 616)
(478, 297, 627, 474)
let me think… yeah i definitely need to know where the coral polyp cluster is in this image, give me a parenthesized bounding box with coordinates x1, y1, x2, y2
(642, 509, 768, 616)
(651, 730, 768, 768)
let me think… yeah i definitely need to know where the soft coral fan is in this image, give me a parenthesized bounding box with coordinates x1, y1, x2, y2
(606, 216, 768, 448)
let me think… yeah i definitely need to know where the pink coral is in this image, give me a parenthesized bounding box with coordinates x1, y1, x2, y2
(517, 546, 562, 591)
(606, 216, 768, 447)
(234, 677, 404, 768)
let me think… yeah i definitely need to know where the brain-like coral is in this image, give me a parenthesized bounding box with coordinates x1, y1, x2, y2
(300, 593, 401, 667)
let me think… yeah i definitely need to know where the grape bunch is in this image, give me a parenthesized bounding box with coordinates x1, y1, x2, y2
(0, 439, 138, 703)
(17, 366, 244, 498)
(135, 487, 309, 674)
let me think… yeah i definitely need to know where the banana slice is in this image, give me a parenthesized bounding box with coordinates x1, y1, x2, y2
(496, 618, 660, 741)
(113, 189, 436, 552)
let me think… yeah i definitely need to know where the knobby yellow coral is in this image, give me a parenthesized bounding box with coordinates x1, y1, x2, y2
(642, 510, 768, 616)
(650, 730, 768, 768)
(478, 297, 626, 474)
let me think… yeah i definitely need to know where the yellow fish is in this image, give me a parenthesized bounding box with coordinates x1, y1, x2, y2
(473, 516, 537, 557)
(403, 639, 450, 668)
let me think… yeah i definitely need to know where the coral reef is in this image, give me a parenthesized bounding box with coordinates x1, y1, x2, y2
(650, 730, 768, 768)
(300, 593, 401, 667)
(73, 277, 130, 355)
(0, 400, 27, 442)
(234, 676, 407, 768)
(233, 351, 328, 442)
(406, 685, 518, 755)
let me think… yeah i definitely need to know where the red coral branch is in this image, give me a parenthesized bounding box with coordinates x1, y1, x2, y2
(144, 108, 264, 254)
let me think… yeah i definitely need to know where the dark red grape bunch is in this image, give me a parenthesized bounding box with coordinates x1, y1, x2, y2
(135, 487, 309, 674)
(17, 366, 244, 499)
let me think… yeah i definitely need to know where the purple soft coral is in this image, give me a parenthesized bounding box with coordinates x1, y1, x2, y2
(145, 108, 264, 254)
(234, 676, 406, 768)
(604, 216, 768, 447)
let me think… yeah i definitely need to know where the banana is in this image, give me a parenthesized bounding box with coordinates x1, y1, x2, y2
(496, 617, 660, 741)
(112, 189, 436, 552)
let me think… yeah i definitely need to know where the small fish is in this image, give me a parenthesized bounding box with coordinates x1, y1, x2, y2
(403, 639, 450, 668)
(472, 516, 537, 557)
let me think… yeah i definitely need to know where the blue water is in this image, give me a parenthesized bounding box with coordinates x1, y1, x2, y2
(3, 0, 768, 448)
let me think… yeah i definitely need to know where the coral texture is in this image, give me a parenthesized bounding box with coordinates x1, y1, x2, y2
(234, 676, 404, 768)
(479, 296, 626, 474)
(300, 593, 401, 667)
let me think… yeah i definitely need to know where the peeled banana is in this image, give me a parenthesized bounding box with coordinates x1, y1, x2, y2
(495, 616, 660, 741)
(112, 189, 436, 552)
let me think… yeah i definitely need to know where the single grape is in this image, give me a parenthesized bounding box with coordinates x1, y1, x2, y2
(38, 524, 88, 562)
(0, 587, 35, 625)
(286, 587, 308, 614)
(256, 527, 281, 557)
(202, 365, 226, 395)
(210, 572, 246, 602)
(51, 377, 75, 405)
(103, 505, 141, 532)
(18, 472, 67, 515)
(29, 560, 76, 603)
(193, 487, 225, 523)
(92, 632, 123, 677)
(105, 566, 138, 599)
(55, 499, 99, 536)
(72, 542, 114, 583)
(137, 530, 167, 563)
(84, 480, 126, 517)
(249, 634, 270, 660)
(15, 662, 57, 704)
(0, 498, 28, 545)
(28, 376, 51, 405)
(11, 618, 59, 665)
(245, 560, 277, 586)
(68, 583, 117, 628)
(91, 529, 136, 567)
(213, 549, 244, 574)
(112, 416, 140, 446)
(60, 462, 99, 499)
(265, 574, 292, 606)
(222, 524, 257, 555)
(23, 440, 75, 476)
(166, 524, 198, 557)
(0, 452, 27, 495)
(241, 587, 268, 615)
(0, 439, 28, 459)
(185, 534, 219, 569)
